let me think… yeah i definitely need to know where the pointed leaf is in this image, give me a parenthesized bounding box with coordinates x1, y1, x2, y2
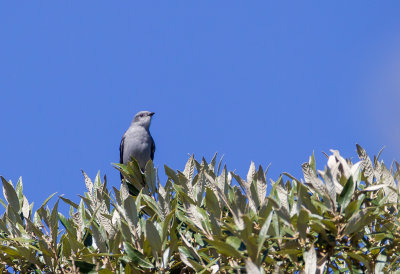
(257, 165, 267, 205)
(123, 242, 154, 268)
(304, 245, 317, 274)
(1, 176, 20, 212)
(146, 220, 162, 255)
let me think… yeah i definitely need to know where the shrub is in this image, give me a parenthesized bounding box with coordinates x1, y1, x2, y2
(0, 144, 399, 273)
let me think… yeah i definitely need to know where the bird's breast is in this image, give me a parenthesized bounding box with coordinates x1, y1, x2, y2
(122, 127, 152, 169)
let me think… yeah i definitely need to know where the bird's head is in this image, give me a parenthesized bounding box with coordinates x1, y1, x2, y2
(132, 111, 155, 129)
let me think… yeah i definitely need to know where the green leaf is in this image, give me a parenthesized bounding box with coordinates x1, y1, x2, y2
(91, 223, 107, 253)
(50, 199, 59, 243)
(178, 246, 204, 272)
(141, 194, 160, 217)
(0, 245, 21, 257)
(123, 195, 138, 228)
(348, 252, 370, 267)
(39, 192, 58, 211)
(72, 260, 96, 273)
(145, 220, 162, 255)
(1, 176, 20, 212)
(96, 269, 114, 274)
(15, 177, 23, 199)
(60, 196, 79, 208)
(59, 213, 75, 234)
(343, 208, 374, 235)
(205, 187, 221, 217)
(226, 236, 243, 250)
(205, 239, 243, 258)
(164, 165, 179, 184)
(338, 176, 355, 212)
(144, 160, 156, 194)
(297, 208, 309, 239)
(123, 242, 154, 269)
(257, 204, 273, 256)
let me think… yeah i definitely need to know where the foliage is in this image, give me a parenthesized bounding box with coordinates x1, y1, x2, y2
(1, 144, 400, 273)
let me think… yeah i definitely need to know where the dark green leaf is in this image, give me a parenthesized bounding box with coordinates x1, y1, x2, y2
(1, 176, 20, 212)
(123, 242, 154, 269)
(338, 176, 355, 212)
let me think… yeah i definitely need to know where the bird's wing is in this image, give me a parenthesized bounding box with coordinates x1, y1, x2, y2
(120, 135, 125, 164)
(150, 136, 155, 160)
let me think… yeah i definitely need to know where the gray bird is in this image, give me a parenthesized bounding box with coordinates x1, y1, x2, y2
(120, 111, 155, 173)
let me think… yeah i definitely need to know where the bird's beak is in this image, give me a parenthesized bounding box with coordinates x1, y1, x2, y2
(149, 112, 155, 116)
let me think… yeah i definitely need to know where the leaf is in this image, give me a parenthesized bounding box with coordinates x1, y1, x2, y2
(343, 208, 373, 235)
(91, 223, 107, 253)
(275, 184, 289, 215)
(362, 184, 386, 192)
(144, 160, 156, 194)
(226, 236, 243, 250)
(72, 260, 96, 273)
(184, 203, 206, 233)
(183, 155, 195, 182)
(60, 196, 79, 208)
(1, 176, 20, 212)
(164, 164, 179, 185)
(375, 253, 387, 273)
(231, 172, 256, 212)
(120, 182, 129, 202)
(257, 165, 267, 205)
(257, 204, 273, 255)
(141, 194, 160, 217)
(381, 165, 397, 205)
(205, 187, 221, 217)
(162, 247, 171, 269)
(123, 195, 138, 229)
(178, 246, 204, 272)
(21, 196, 30, 219)
(50, 199, 59, 247)
(330, 149, 351, 179)
(209, 152, 218, 172)
(58, 213, 75, 234)
(247, 161, 256, 187)
(338, 176, 355, 212)
(82, 170, 93, 195)
(297, 208, 309, 239)
(39, 192, 58, 211)
(205, 239, 243, 258)
(356, 144, 374, 185)
(304, 244, 317, 274)
(348, 252, 370, 267)
(145, 220, 162, 255)
(123, 241, 154, 268)
(245, 259, 262, 274)
(323, 167, 337, 211)
(15, 177, 23, 199)
(302, 163, 329, 197)
(216, 154, 224, 176)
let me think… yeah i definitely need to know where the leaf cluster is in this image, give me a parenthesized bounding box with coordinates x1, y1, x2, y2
(1, 145, 400, 273)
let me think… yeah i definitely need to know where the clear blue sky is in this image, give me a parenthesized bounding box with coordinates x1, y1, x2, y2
(1, 2, 400, 208)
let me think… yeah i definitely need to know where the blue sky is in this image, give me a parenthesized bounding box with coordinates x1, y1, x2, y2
(1, 2, 400, 208)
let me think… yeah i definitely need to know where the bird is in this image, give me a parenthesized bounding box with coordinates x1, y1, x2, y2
(120, 111, 155, 174)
